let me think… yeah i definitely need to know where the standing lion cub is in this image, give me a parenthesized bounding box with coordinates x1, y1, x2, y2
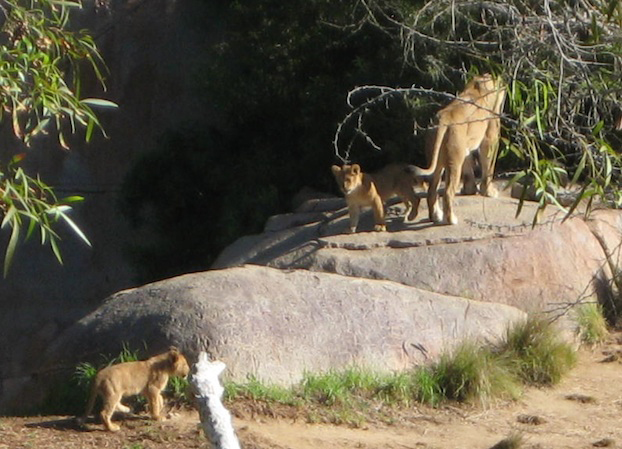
(79, 347, 190, 431)
(331, 163, 423, 233)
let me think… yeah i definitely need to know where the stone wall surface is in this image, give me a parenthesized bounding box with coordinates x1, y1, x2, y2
(0, 0, 217, 413)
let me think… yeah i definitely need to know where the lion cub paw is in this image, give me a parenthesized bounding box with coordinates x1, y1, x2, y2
(482, 184, 498, 198)
(374, 224, 387, 232)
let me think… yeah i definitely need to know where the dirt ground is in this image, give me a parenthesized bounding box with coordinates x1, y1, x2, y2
(3, 336, 622, 449)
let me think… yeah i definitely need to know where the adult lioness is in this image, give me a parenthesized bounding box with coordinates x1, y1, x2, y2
(409, 73, 506, 224)
(80, 347, 190, 431)
(331, 163, 423, 233)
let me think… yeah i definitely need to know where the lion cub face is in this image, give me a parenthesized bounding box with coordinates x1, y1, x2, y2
(331, 164, 363, 195)
(169, 349, 191, 378)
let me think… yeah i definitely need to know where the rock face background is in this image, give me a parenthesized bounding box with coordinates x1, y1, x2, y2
(0, 1, 217, 412)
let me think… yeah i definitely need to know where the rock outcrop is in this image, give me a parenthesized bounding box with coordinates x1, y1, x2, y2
(214, 187, 622, 318)
(43, 265, 525, 386)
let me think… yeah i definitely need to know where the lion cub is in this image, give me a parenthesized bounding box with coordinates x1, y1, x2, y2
(331, 163, 423, 233)
(80, 347, 190, 431)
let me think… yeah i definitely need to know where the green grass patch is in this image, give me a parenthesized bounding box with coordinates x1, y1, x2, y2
(37, 315, 577, 421)
(301, 367, 381, 405)
(225, 375, 300, 406)
(490, 432, 524, 449)
(496, 315, 576, 386)
(416, 342, 521, 406)
(164, 375, 193, 408)
(575, 302, 609, 345)
(373, 371, 420, 406)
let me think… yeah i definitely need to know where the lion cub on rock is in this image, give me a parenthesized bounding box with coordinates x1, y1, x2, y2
(331, 163, 423, 233)
(80, 347, 190, 431)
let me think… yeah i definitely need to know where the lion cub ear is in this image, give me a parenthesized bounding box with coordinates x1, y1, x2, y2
(331, 165, 342, 175)
(351, 164, 361, 175)
(168, 350, 180, 364)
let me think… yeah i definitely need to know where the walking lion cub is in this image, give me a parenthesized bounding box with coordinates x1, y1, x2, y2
(331, 163, 423, 233)
(79, 347, 190, 431)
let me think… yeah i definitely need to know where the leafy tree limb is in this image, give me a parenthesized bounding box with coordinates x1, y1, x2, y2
(0, 0, 115, 275)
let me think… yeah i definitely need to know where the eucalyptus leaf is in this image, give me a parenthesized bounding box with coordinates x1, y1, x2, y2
(80, 98, 118, 109)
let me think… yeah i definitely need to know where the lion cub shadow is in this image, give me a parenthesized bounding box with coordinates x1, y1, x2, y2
(73, 412, 151, 432)
(328, 196, 436, 234)
(24, 412, 150, 433)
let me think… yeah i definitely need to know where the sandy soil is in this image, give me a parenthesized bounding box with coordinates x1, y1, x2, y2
(2, 338, 622, 449)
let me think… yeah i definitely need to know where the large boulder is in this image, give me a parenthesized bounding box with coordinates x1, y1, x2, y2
(214, 189, 620, 317)
(42, 266, 525, 387)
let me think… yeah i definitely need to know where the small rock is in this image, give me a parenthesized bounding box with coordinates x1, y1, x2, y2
(565, 393, 596, 404)
(516, 414, 546, 425)
(593, 438, 615, 447)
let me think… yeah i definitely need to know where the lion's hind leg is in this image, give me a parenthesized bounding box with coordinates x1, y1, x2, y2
(100, 391, 123, 431)
(427, 168, 444, 224)
(398, 187, 420, 222)
(99, 380, 123, 431)
(371, 194, 387, 232)
(460, 154, 478, 195)
(443, 160, 464, 225)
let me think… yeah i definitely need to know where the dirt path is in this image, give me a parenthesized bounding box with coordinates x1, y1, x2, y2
(2, 340, 622, 449)
(238, 343, 622, 449)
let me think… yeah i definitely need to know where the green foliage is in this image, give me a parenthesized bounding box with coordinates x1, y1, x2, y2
(414, 342, 521, 406)
(225, 375, 299, 406)
(0, 154, 90, 275)
(496, 316, 577, 386)
(74, 361, 97, 388)
(109, 342, 141, 365)
(164, 376, 193, 408)
(0, 0, 114, 274)
(575, 302, 609, 345)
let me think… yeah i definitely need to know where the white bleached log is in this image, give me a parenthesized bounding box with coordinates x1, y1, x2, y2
(191, 353, 241, 449)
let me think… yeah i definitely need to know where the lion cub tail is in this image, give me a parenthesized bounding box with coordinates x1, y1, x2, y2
(78, 376, 100, 424)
